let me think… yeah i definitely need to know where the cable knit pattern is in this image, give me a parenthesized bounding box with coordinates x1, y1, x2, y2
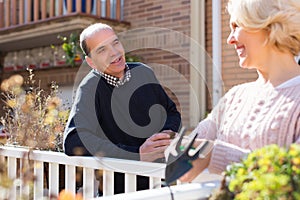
(193, 76, 300, 174)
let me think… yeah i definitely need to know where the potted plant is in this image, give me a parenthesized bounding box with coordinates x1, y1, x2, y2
(56, 32, 83, 67)
(209, 144, 300, 200)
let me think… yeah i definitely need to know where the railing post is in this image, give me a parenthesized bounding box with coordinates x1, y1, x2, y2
(83, 168, 95, 198)
(76, 0, 81, 13)
(33, 161, 44, 200)
(4, 0, 10, 27)
(26, 0, 32, 23)
(58, 0, 64, 15)
(86, 0, 92, 14)
(11, 0, 17, 25)
(19, 0, 24, 25)
(106, 0, 111, 18)
(7, 157, 17, 200)
(41, 0, 47, 19)
(96, 0, 101, 16)
(65, 165, 76, 195)
(149, 177, 162, 189)
(49, 163, 59, 197)
(103, 170, 114, 196)
(125, 173, 136, 193)
(116, 0, 121, 20)
(67, 0, 72, 13)
(49, 0, 55, 17)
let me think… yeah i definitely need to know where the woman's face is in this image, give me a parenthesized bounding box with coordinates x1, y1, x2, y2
(227, 18, 269, 70)
(85, 29, 126, 78)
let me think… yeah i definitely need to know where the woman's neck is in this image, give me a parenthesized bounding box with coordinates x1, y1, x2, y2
(256, 54, 300, 87)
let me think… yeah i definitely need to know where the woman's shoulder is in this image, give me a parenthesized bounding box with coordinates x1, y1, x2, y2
(225, 81, 257, 96)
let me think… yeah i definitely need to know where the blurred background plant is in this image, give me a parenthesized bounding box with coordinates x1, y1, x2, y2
(54, 32, 83, 67)
(210, 144, 300, 200)
(0, 69, 69, 151)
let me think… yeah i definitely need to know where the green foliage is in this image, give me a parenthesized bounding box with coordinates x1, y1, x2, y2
(57, 32, 83, 67)
(210, 144, 300, 200)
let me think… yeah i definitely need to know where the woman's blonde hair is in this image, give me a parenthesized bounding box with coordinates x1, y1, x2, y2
(227, 0, 300, 56)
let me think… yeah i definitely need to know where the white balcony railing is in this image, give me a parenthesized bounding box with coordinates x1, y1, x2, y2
(0, 145, 220, 200)
(0, 145, 165, 199)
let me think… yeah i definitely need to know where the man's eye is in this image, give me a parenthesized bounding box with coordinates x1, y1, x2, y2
(113, 40, 119, 45)
(97, 48, 105, 54)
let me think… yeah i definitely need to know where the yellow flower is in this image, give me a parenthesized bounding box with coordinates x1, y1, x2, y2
(6, 99, 17, 108)
(292, 157, 300, 165)
(25, 94, 35, 107)
(47, 96, 61, 110)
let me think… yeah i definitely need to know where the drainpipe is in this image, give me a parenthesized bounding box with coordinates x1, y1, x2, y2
(212, 0, 223, 106)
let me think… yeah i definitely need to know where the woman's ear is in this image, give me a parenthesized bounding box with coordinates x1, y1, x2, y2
(85, 56, 97, 70)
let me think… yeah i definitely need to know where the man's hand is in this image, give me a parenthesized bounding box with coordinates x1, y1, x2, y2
(139, 132, 172, 162)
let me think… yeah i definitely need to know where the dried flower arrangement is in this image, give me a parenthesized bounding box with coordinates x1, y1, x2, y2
(209, 144, 300, 200)
(0, 69, 69, 151)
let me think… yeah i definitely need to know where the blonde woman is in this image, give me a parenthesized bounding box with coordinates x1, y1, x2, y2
(180, 0, 300, 182)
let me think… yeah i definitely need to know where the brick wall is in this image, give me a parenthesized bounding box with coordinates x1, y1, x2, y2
(205, 0, 258, 111)
(0, 1, 260, 128)
(123, 0, 191, 126)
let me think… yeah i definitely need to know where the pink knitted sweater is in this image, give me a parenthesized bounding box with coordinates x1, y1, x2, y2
(194, 75, 300, 174)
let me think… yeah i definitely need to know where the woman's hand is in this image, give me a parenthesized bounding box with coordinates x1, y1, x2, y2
(179, 139, 213, 182)
(179, 150, 212, 182)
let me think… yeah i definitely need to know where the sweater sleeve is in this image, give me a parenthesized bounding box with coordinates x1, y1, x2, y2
(194, 85, 251, 174)
(208, 140, 250, 174)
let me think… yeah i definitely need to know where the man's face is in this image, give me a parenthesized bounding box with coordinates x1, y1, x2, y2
(86, 29, 126, 78)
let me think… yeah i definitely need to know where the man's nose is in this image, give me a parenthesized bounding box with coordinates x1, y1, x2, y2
(109, 45, 119, 56)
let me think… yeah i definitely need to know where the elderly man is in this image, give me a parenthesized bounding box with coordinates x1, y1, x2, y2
(63, 23, 181, 194)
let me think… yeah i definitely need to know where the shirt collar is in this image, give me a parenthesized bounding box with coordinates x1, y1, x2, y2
(97, 64, 131, 87)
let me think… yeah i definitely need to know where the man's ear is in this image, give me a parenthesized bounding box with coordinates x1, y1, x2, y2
(85, 56, 97, 70)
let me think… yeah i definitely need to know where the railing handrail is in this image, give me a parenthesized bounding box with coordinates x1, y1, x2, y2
(0, 145, 165, 177)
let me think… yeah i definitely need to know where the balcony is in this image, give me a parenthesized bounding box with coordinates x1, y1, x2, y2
(0, 0, 130, 52)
